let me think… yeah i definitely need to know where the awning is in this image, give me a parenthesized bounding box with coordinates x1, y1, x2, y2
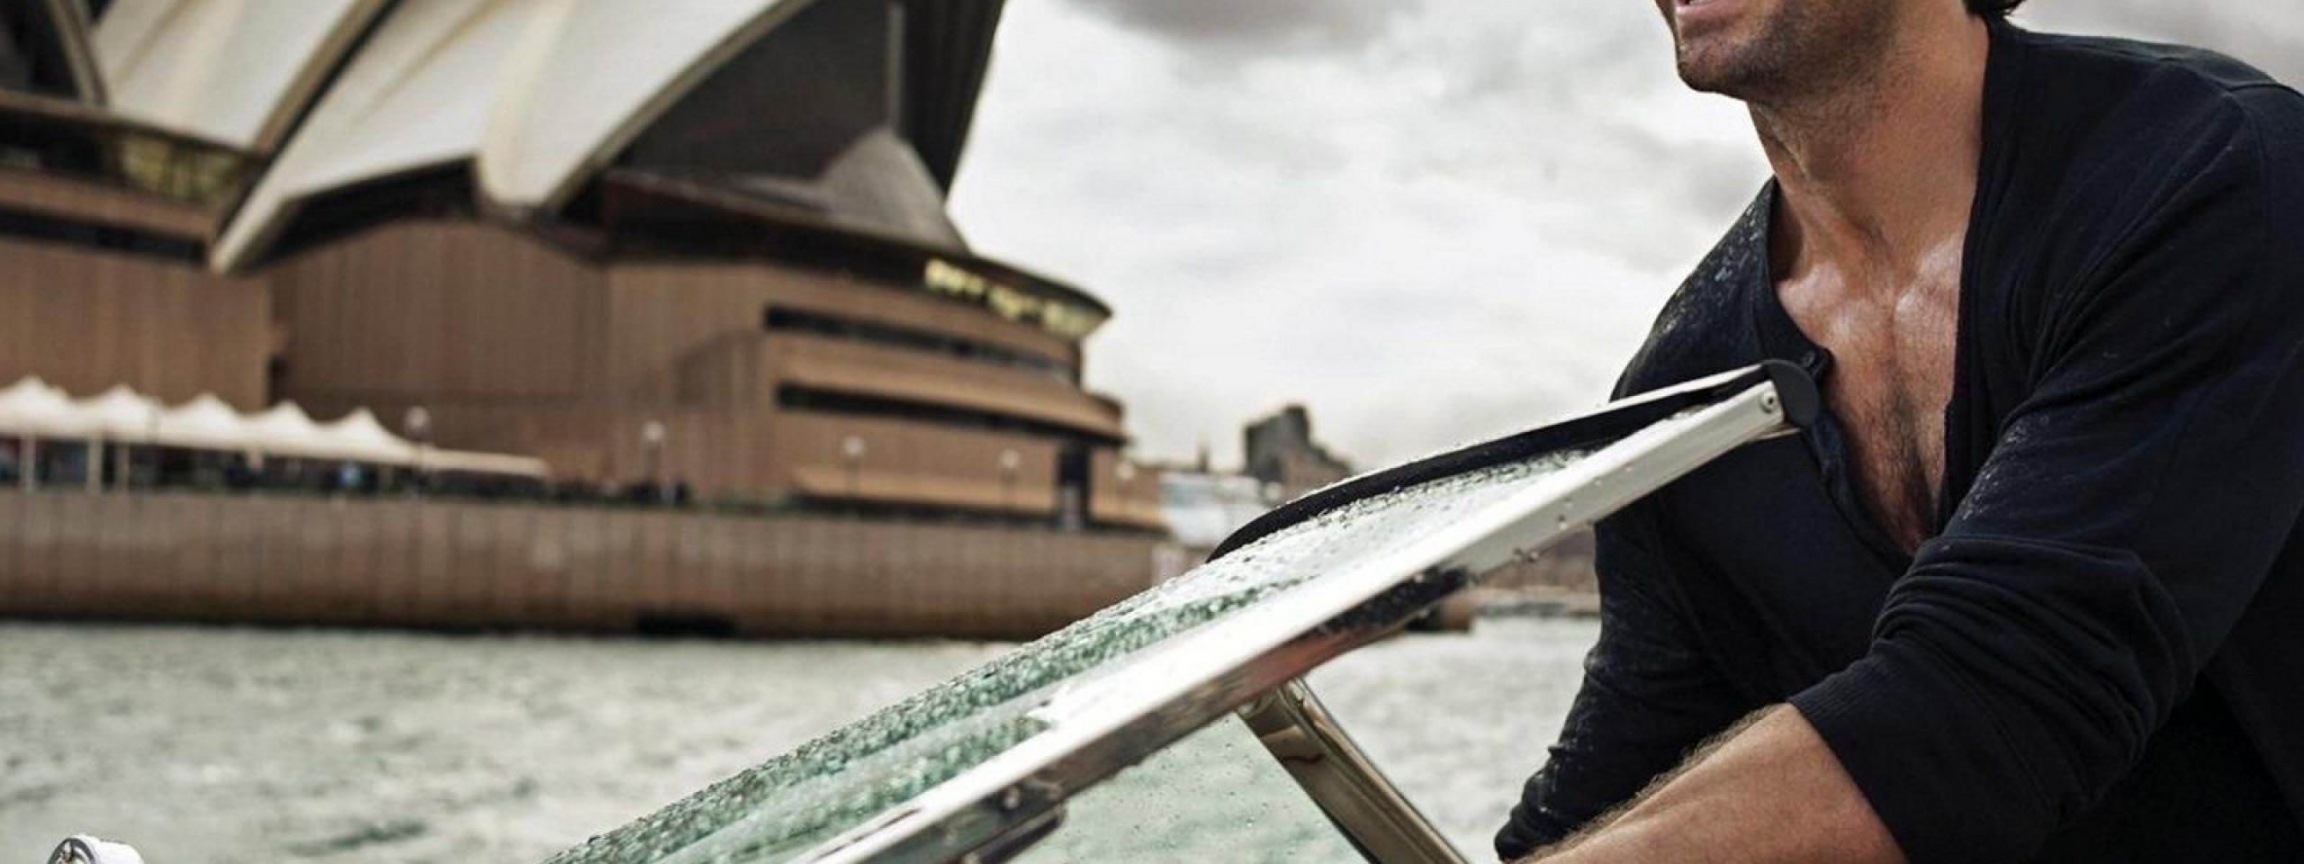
(243, 401, 335, 461)
(422, 449, 550, 480)
(73, 384, 163, 440)
(151, 393, 247, 451)
(0, 375, 549, 480)
(317, 407, 417, 464)
(0, 377, 90, 438)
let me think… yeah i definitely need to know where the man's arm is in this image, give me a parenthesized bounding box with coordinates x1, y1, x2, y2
(1527, 707, 1902, 864)
(1494, 501, 1754, 860)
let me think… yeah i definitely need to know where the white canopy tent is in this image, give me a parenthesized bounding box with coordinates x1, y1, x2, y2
(319, 408, 418, 465)
(0, 378, 82, 491)
(424, 449, 551, 480)
(75, 385, 163, 439)
(72, 385, 164, 492)
(0, 376, 550, 488)
(0, 378, 90, 439)
(152, 394, 250, 452)
(243, 402, 333, 462)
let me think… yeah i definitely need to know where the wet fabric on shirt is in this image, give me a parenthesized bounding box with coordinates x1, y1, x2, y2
(1495, 20, 2304, 864)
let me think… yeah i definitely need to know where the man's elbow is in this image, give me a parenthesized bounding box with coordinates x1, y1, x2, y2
(1797, 566, 2188, 860)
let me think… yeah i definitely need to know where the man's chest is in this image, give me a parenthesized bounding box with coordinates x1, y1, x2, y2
(1775, 249, 1963, 553)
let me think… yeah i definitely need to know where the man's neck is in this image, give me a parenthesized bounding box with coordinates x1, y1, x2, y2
(1756, 10, 1992, 281)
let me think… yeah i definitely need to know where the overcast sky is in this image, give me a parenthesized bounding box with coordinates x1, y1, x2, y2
(949, 2, 2304, 470)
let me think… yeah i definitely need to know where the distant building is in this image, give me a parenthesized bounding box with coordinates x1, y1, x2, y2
(1243, 404, 1352, 502)
(1158, 469, 1275, 554)
(0, 0, 1162, 531)
(1151, 404, 1350, 562)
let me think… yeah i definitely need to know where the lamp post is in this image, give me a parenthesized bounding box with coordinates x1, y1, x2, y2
(1116, 460, 1138, 523)
(999, 448, 1021, 513)
(86, 435, 102, 495)
(141, 404, 160, 490)
(404, 406, 432, 495)
(841, 434, 867, 502)
(641, 420, 667, 501)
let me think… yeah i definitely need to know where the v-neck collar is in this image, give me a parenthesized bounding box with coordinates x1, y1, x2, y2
(1739, 18, 2029, 569)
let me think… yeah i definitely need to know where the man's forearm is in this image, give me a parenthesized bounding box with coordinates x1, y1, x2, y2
(1524, 706, 1906, 864)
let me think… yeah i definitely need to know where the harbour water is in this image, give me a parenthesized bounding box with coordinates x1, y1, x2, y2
(0, 615, 1596, 862)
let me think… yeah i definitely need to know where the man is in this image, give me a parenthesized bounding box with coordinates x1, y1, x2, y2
(1494, 1, 2304, 861)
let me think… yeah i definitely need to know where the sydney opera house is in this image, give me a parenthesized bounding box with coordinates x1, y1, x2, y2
(0, 0, 1162, 529)
(0, 0, 1172, 638)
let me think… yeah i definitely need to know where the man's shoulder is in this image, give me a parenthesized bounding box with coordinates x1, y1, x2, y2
(2013, 25, 2303, 159)
(2019, 26, 2289, 99)
(1974, 27, 2304, 378)
(1613, 190, 1771, 401)
(1996, 26, 2304, 251)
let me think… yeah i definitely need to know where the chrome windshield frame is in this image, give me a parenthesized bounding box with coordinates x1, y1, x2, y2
(1238, 679, 1468, 864)
(777, 364, 1811, 864)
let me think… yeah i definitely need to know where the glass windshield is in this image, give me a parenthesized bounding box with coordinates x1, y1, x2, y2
(547, 448, 1588, 864)
(1014, 718, 1360, 863)
(1303, 616, 1603, 855)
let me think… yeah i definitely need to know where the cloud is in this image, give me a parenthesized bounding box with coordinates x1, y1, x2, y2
(956, 1, 1756, 466)
(1064, 0, 1421, 56)
(954, 2, 2299, 470)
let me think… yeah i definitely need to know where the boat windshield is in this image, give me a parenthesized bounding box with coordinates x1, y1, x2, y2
(546, 364, 1804, 864)
(1012, 716, 1362, 861)
(545, 451, 1584, 864)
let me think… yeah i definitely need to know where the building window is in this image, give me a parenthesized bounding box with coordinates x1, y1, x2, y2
(763, 305, 1074, 382)
(777, 386, 1112, 444)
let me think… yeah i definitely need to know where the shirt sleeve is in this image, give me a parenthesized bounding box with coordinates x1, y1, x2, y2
(1495, 500, 1750, 861)
(1790, 101, 2304, 862)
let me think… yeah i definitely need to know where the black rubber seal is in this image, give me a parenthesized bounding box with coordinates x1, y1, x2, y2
(1207, 361, 1817, 561)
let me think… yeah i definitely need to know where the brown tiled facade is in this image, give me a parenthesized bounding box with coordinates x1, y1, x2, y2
(244, 219, 1160, 527)
(0, 214, 1161, 528)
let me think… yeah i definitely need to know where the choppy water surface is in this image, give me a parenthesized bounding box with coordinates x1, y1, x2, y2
(0, 617, 1597, 862)
(550, 452, 1583, 864)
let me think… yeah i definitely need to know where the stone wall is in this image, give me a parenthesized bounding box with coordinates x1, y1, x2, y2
(0, 491, 1166, 639)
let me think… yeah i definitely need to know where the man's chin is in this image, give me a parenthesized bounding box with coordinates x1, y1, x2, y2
(1675, 56, 1740, 96)
(1673, 42, 1767, 98)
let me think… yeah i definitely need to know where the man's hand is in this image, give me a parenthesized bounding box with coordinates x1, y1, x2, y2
(1522, 706, 1905, 864)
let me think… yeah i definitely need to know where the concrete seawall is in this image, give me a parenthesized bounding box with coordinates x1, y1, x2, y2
(0, 491, 1167, 639)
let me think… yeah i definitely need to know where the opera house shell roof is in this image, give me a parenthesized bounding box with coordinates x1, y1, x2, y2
(24, 0, 1020, 269)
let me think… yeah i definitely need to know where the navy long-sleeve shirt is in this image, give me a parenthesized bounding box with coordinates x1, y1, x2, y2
(1497, 21, 2304, 863)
